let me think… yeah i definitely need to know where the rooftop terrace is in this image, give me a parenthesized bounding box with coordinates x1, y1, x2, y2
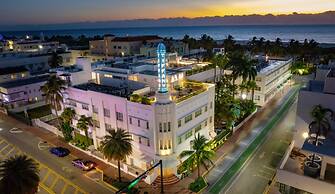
(0, 74, 49, 88)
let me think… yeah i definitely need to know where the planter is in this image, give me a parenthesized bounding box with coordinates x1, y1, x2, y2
(304, 161, 320, 178)
(307, 154, 322, 165)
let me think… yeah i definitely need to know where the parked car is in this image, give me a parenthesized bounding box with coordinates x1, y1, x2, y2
(49, 147, 70, 157)
(72, 159, 97, 171)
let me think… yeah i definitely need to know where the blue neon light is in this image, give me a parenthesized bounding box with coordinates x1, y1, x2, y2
(157, 43, 168, 93)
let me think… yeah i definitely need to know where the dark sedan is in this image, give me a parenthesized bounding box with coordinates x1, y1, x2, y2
(49, 147, 70, 157)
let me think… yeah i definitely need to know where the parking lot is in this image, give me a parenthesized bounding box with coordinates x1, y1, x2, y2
(0, 137, 87, 194)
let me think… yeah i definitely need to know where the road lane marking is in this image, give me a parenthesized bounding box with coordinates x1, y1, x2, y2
(4, 146, 15, 156)
(253, 174, 270, 180)
(9, 127, 23, 134)
(263, 165, 275, 171)
(0, 144, 10, 152)
(38, 141, 50, 150)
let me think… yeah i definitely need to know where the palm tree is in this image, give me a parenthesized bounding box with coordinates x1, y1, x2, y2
(246, 80, 258, 102)
(239, 58, 257, 83)
(308, 105, 333, 165)
(100, 129, 132, 182)
(76, 115, 93, 144)
(211, 54, 229, 82)
(179, 134, 215, 178)
(50, 52, 63, 69)
(61, 107, 76, 124)
(60, 107, 76, 141)
(41, 75, 67, 128)
(0, 155, 40, 194)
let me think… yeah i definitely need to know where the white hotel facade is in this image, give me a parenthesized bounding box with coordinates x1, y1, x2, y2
(63, 44, 215, 181)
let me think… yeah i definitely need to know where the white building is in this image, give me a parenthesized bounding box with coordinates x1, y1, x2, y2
(55, 57, 92, 86)
(63, 44, 215, 182)
(275, 68, 335, 194)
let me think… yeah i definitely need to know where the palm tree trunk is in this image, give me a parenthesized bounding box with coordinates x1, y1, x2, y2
(213, 66, 217, 83)
(251, 89, 255, 102)
(118, 160, 122, 182)
(52, 99, 61, 130)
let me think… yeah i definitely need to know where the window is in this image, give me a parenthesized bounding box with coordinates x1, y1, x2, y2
(205, 106, 208, 112)
(256, 77, 262, 82)
(195, 125, 201, 132)
(204, 120, 208, 127)
(105, 123, 112, 130)
(177, 136, 182, 144)
(163, 123, 167, 132)
(209, 116, 213, 123)
(147, 139, 150, 147)
(168, 122, 171, 132)
(116, 112, 123, 121)
(168, 140, 172, 149)
(195, 109, 202, 118)
(138, 120, 140, 127)
(255, 87, 261, 91)
(146, 121, 149, 129)
(185, 130, 193, 139)
(210, 102, 213, 109)
(159, 123, 162, 132)
(129, 117, 132, 124)
(139, 137, 142, 144)
(160, 140, 163, 150)
(82, 104, 89, 110)
(103, 108, 110, 117)
(178, 119, 182, 127)
(255, 95, 260, 100)
(185, 114, 193, 123)
(93, 105, 98, 113)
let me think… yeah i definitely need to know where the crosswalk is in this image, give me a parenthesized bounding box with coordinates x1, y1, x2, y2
(0, 138, 87, 194)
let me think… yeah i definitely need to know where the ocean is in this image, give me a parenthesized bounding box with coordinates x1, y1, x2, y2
(1, 25, 335, 44)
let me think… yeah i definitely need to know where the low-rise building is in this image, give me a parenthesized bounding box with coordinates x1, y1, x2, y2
(0, 74, 49, 108)
(0, 66, 30, 83)
(3, 39, 60, 53)
(63, 43, 215, 182)
(90, 35, 163, 56)
(275, 68, 335, 194)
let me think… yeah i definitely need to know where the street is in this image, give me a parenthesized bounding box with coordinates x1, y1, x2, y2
(224, 99, 297, 194)
(0, 117, 114, 194)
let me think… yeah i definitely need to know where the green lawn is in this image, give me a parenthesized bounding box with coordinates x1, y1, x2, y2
(208, 86, 300, 194)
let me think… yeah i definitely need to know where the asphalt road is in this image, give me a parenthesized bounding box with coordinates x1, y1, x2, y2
(0, 117, 114, 194)
(223, 99, 297, 194)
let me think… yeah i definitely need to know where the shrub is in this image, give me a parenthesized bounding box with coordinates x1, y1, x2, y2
(72, 132, 93, 150)
(61, 123, 74, 142)
(189, 177, 207, 192)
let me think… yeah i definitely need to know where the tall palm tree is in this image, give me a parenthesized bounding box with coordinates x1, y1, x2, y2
(0, 155, 40, 194)
(50, 52, 63, 69)
(246, 80, 258, 102)
(76, 115, 93, 144)
(100, 129, 132, 182)
(41, 75, 67, 128)
(179, 134, 215, 178)
(239, 58, 257, 83)
(308, 105, 333, 164)
(211, 54, 229, 82)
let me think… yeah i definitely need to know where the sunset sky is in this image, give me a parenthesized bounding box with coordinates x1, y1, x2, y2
(0, 0, 335, 25)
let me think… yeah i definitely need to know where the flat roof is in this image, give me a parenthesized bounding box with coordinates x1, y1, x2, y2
(0, 74, 49, 88)
(112, 35, 162, 42)
(258, 59, 291, 75)
(139, 69, 183, 76)
(0, 66, 28, 75)
(73, 82, 136, 98)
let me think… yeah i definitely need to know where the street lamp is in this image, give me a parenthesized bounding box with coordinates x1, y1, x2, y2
(241, 93, 247, 100)
(302, 132, 309, 139)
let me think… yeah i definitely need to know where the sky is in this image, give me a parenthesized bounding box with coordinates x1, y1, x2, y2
(0, 0, 335, 25)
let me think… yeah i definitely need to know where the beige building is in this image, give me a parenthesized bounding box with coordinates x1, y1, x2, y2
(89, 35, 162, 56)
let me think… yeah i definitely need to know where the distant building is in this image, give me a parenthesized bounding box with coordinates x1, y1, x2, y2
(0, 51, 73, 74)
(89, 35, 163, 56)
(0, 66, 30, 83)
(275, 68, 335, 194)
(54, 57, 92, 86)
(0, 74, 49, 108)
(224, 57, 292, 106)
(212, 47, 225, 55)
(3, 39, 61, 53)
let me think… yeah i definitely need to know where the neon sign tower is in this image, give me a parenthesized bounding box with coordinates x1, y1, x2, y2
(157, 43, 168, 93)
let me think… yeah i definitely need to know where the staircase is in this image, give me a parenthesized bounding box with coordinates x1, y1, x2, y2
(153, 175, 180, 186)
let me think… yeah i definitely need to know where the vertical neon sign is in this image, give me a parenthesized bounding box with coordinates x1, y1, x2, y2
(157, 43, 168, 93)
